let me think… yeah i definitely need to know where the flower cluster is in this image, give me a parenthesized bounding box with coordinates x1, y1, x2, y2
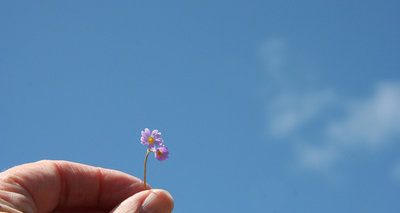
(141, 128, 169, 161)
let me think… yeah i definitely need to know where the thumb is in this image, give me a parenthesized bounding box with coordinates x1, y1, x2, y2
(110, 189, 174, 213)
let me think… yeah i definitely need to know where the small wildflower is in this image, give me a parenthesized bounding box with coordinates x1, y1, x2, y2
(140, 128, 169, 189)
(141, 128, 164, 149)
(155, 146, 169, 161)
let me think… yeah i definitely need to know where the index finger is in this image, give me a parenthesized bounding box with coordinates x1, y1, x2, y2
(0, 160, 148, 212)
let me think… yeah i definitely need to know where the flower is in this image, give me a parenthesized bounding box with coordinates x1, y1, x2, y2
(140, 128, 169, 189)
(155, 146, 169, 161)
(141, 128, 164, 149)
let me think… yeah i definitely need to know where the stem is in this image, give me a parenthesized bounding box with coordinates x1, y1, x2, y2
(143, 149, 151, 189)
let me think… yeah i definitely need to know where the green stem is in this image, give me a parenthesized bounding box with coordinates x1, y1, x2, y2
(143, 149, 151, 189)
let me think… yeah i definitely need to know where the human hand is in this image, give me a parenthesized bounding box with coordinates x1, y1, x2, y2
(0, 160, 174, 213)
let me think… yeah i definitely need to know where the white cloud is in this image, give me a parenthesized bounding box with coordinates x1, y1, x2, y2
(260, 38, 400, 174)
(260, 38, 287, 81)
(327, 83, 400, 148)
(296, 144, 338, 172)
(267, 90, 335, 137)
(297, 82, 400, 171)
(261, 38, 336, 138)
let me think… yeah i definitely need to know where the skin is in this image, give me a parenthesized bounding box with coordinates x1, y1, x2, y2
(0, 160, 174, 213)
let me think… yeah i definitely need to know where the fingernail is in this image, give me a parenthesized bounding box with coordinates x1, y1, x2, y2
(139, 189, 174, 213)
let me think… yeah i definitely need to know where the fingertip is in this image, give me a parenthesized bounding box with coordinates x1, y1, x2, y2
(110, 189, 173, 213)
(140, 189, 174, 213)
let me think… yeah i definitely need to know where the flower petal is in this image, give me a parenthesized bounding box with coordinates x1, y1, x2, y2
(154, 132, 162, 138)
(151, 130, 158, 137)
(144, 128, 151, 137)
(154, 138, 164, 146)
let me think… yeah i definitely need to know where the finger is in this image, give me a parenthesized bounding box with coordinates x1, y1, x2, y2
(0, 160, 149, 213)
(110, 189, 174, 213)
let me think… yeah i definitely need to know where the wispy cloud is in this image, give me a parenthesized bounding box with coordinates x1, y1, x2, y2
(327, 83, 400, 148)
(261, 38, 335, 138)
(297, 82, 400, 171)
(267, 90, 335, 137)
(260, 38, 286, 80)
(296, 144, 338, 173)
(261, 38, 400, 174)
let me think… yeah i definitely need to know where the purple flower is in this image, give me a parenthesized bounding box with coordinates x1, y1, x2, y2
(141, 128, 164, 149)
(155, 146, 169, 161)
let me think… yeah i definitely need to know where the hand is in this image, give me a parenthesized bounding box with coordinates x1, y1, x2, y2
(0, 160, 174, 213)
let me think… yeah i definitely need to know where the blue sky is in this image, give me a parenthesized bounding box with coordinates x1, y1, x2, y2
(1, 1, 400, 212)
